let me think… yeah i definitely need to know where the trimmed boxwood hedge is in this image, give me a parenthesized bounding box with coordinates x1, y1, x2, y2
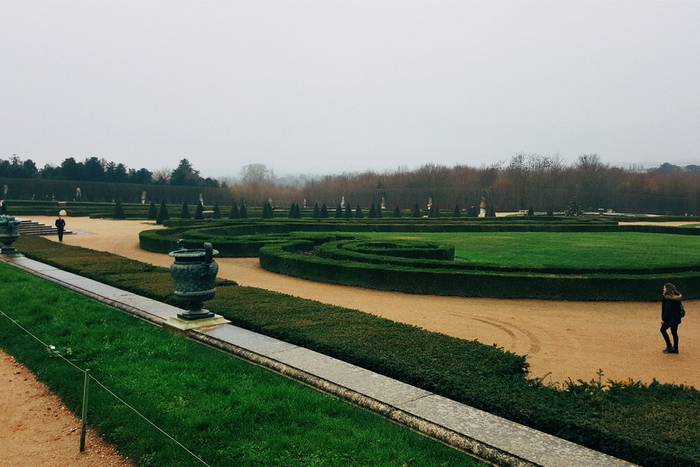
(14, 236, 700, 466)
(139, 219, 700, 300)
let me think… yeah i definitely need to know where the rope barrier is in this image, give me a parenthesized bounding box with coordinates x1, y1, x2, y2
(0, 308, 210, 466)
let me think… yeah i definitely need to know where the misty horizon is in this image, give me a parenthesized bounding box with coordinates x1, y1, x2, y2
(2, 1, 699, 178)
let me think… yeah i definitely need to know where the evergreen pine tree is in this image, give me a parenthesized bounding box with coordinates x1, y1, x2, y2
(368, 203, 377, 218)
(147, 201, 157, 219)
(355, 204, 363, 218)
(453, 205, 460, 217)
(312, 202, 320, 219)
(180, 202, 191, 219)
(412, 204, 421, 217)
(113, 200, 125, 219)
(262, 201, 274, 218)
(156, 200, 169, 224)
(194, 203, 204, 220)
(228, 202, 239, 219)
(393, 206, 401, 217)
(213, 204, 221, 219)
(335, 203, 343, 218)
(344, 204, 353, 219)
(239, 203, 248, 218)
(320, 203, 328, 218)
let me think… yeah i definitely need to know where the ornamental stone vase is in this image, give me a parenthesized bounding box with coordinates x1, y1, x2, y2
(0, 215, 21, 256)
(169, 240, 219, 320)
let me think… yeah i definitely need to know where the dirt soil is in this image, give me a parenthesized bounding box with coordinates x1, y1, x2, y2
(26, 216, 700, 388)
(0, 351, 131, 467)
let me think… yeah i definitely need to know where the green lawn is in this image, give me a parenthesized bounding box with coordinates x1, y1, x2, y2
(0, 263, 478, 467)
(365, 231, 700, 269)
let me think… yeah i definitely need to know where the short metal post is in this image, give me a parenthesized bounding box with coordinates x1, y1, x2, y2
(79, 369, 90, 452)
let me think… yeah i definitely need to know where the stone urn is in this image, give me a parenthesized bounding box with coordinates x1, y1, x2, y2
(0, 215, 21, 256)
(169, 240, 219, 320)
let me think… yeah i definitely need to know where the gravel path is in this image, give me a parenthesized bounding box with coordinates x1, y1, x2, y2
(27, 216, 700, 388)
(0, 351, 131, 467)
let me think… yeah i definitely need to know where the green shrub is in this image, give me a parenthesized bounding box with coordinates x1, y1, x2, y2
(1, 200, 8, 215)
(239, 203, 248, 219)
(180, 202, 191, 219)
(453, 205, 460, 217)
(320, 203, 329, 218)
(412, 204, 421, 217)
(213, 204, 221, 219)
(194, 203, 204, 220)
(344, 204, 353, 219)
(355, 205, 363, 218)
(156, 200, 169, 224)
(335, 203, 343, 218)
(228, 202, 239, 219)
(262, 201, 274, 219)
(393, 206, 401, 217)
(112, 200, 125, 219)
(312, 202, 320, 219)
(147, 201, 157, 219)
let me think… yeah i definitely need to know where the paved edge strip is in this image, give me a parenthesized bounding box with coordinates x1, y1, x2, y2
(1, 255, 637, 467)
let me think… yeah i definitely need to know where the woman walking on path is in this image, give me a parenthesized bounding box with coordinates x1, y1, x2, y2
(661, 283, 684, 354)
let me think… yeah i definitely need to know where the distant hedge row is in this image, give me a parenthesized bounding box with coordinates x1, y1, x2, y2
(139, 218, 700, 300)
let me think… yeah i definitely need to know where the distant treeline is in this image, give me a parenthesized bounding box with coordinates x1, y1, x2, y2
(299, 155, 700, 214)
(0, 156, 219, 187)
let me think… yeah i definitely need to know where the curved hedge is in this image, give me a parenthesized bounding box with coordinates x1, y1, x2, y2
(140, 218, 700, 300)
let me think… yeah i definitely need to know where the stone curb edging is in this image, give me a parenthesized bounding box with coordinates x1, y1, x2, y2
(188, 331, 525, 467)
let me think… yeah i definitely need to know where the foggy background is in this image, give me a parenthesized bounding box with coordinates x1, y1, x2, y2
(1, 0, 699, 178)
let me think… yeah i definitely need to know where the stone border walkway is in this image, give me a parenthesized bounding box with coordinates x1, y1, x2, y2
(3, 255, 636, 467)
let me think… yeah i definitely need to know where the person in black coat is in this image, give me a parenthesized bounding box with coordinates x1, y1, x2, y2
(660, 283, 683, 354)
(55, 215, 66, 242)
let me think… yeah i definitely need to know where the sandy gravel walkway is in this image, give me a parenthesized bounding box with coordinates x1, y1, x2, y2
(0, 351, 130, 467)
(26, 216, 700, 388)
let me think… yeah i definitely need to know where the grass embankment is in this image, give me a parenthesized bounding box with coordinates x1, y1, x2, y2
(369, 231, 700, 270)
(15, 236, 700, 466)
(0, 262, 477, 466)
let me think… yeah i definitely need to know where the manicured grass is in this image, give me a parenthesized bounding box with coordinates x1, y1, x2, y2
(15, 236, 700, 466)
(367, 232, 700, 270)
(0, 263, 478, 467)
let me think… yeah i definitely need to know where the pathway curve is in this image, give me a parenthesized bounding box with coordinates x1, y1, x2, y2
(27, 216, 700, 387)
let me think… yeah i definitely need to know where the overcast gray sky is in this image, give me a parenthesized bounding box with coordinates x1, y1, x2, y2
(1, 1, 699, 177)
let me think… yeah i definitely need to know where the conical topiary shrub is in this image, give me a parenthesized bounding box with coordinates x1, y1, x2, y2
(194, 203, 204, 220)
(320, 203, 328, 218)
(113, 200, 125, 219)
(239, 203, 248, 218)
(213, 204, 221, 219)
(147, 201, 157, 220)
(393, 206, 401, 217)
(229, 202, 239, 219)
(262, 201, 274, 218)
(156, 200, 169, 224)
(180, 202, 191, 219)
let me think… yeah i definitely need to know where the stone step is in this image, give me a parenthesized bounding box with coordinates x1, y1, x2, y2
(16, 219, 72, 237)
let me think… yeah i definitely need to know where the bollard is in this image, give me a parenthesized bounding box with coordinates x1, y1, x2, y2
(79, 369, 90, 452)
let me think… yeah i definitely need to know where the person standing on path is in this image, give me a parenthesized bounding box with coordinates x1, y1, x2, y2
(661, 283, 684, 354)
(55, 215, 66, 242)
